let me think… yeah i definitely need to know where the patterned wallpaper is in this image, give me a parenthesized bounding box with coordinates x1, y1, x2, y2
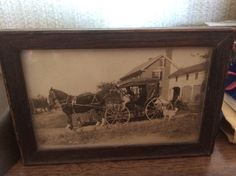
(0, 0, 235, 29)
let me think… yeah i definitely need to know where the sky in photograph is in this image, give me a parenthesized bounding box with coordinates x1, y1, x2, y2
(21, 48, 210, 97)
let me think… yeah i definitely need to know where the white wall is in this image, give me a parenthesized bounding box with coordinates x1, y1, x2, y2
(0, 0, 235, 29)
(168, 71, 205, 102)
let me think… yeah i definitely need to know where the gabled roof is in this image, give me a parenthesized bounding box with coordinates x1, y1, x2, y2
(118, 78, 159, 88)
(120, 55, 165, 81)
(168, 62, 207, 78)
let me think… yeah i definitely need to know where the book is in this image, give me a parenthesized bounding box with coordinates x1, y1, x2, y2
(224, 93, 236, 111)
(220, 38, 236, 144)
(221, 101, 236, 144)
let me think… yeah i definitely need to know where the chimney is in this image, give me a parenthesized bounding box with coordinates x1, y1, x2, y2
(166, 48, 172, 59)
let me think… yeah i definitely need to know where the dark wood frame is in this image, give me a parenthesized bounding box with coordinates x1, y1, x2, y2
(0, 28, 234, 165)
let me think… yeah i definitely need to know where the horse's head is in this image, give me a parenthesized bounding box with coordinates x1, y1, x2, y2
(48, 87, 68, 106)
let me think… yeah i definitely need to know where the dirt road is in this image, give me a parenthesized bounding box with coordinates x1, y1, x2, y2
(33, 110, 201, 149)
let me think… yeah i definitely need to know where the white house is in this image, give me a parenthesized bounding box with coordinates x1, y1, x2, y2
(168, 62, 208, 103)
(119, 55, 178, 100)
(118, 48, 209, 103)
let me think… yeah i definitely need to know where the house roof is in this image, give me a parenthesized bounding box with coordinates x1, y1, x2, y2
(168, 62, 207, 78)
(118, 77, 159, 88)
(120, 55, 164, 81)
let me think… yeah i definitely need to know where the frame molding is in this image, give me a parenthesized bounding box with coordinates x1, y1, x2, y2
(0, 28, 234, 165)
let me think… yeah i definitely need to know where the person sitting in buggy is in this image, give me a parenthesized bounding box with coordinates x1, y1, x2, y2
(126, 87, 135, 100)
(124, 86, 147, 117)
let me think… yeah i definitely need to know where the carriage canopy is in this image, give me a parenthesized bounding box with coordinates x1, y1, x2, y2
(118, 78, 160, 102)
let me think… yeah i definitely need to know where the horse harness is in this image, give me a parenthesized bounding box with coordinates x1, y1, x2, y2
(57, 94, 102, 109)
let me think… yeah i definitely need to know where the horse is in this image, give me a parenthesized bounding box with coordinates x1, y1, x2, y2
(48, 88, 105, 130)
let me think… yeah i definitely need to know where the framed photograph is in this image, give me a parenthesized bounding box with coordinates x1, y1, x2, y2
(0, 29, 233, 165)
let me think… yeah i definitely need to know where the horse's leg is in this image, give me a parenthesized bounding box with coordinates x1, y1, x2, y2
(95, 109, 103, 126)
(66, 114, 73, 130)
(95, 114, 101, 126)
(76, 115, 83, 128)
(100, 110, 107, 126)
(101, 116, 106, 126)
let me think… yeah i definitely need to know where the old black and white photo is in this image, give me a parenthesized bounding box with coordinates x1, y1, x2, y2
(21, 47, 211, 148)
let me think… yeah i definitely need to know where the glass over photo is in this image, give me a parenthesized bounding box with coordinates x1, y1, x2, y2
(21, 47, 211, 149)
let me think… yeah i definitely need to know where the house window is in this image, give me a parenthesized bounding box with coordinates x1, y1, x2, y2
(186, 74, 189, 80)
(195, 72, 198, 79)
(152, 70, 162, 80)
(175, 76, 178, 82)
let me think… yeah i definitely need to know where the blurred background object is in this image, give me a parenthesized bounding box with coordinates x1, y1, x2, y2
(0, 67, 19, 175)
(0, 67, 8, 114)
(0, 0, 236, 29)
(221, 40, 236, 144)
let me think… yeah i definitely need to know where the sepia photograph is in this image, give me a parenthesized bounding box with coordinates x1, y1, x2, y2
(21, 47, 211, 149)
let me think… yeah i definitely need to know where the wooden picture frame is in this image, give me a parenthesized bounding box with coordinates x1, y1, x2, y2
(0, 28, 234, 165)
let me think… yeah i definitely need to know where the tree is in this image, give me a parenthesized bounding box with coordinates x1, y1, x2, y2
(97, 82, 121, 103)
(96, 82, 115, 98)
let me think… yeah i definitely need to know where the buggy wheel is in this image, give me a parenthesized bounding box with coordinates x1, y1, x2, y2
(105, 105, 131, 125)
(145, 97, 163, 120)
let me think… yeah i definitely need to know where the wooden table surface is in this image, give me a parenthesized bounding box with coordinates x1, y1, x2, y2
(5, 132, 236, 176)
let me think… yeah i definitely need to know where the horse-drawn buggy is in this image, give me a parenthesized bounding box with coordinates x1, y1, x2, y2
(116, 78, 164, 121)
(48, 78, 164, 129)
